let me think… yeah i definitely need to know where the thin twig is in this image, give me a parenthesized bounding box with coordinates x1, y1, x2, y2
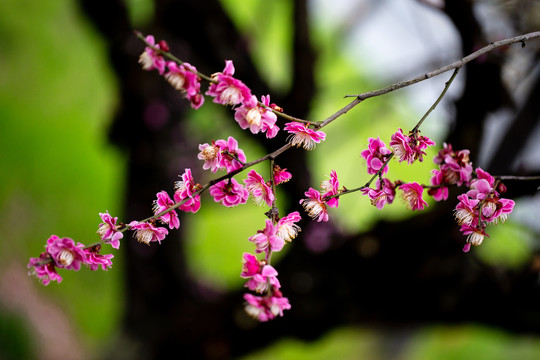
(344, 31, 540, 100)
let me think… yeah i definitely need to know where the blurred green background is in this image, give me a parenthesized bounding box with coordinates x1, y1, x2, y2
(1, 0, 539, 359)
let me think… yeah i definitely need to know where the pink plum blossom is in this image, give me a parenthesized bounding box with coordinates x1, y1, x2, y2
(249, 219, 284, 254)
(361, 137, 392, 175)
(27, 253, 62, 286)
(129, 221, 168, 245)
(300, 188, 329, 222)
(215, 136, 246, 173)
(198, 141, 223, 173)
(284, 122, 326, 150)
(83, 246, 114, 271)
(460, 224, 488, 247)
(244, 264, 281, 293)
(243, 291, 291, 322)
(273, 165, 292, 185)
(153, 191, 180, 229)
(97, 211, 123, 249)
(209, 178, 249, 207)
(206, 60, 252, 106)
(174, 168, 201, 213)
(433, 143, 473, 186)
(399, 182, 428, 211)
(428, 169, 449, 201)
(361, 178, 396, 210)
(321, 170, 340, 208)
(277, 211, 302, 242)
(46, 235, 86, 271)
(138, 35, 166, 75)
(244, 170, 274, 207)
(389, 129, 414, 163)
(165, 61, 204, 109)
(241, 253, 262, 278)
(234, 95, 279, 138)
(454, 193, 480, 226)
(390, 129, 435, 164)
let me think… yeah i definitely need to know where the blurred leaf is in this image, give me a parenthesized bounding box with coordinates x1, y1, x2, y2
(476, 221, 534, 269)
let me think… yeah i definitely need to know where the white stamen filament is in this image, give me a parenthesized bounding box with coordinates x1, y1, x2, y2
(220, 87, 241, 105)
(138, 52, 153, 70)
(454, 208, 475, 225)
(467, 231, 484, 246)
(136, 229, 153, 245)
(201, 146, 218, 160)
(302, 199, 325, 219)
(246, 109, 262, 127)
(58, 250, 74, 267)
(165, 72, 185, 90)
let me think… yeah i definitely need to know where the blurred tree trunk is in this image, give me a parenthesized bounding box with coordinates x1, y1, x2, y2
(77, 0, 540, 359)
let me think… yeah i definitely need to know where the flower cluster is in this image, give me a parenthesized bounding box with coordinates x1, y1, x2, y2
(139, 44, 318, 146)
(390, 128, 435, 164)
(28, 235, 113, 286)
(428, 143, 473, 201)
(455, 168, 515, 252)
(357, 131, 516, 251)
(300, 170, 341, 222)
(28, 33, 528, 325)
(360, 130, 435, 211)
(242, 211, 301, 321)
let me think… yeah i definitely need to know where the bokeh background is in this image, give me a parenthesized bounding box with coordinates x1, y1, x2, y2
(1, 0, 540, 359)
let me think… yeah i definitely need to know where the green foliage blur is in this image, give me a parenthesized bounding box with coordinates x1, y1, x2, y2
(0, 0, 539, 359)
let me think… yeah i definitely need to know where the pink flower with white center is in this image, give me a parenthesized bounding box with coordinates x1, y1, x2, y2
(273, 165, 292, 185)
(413, 134, 436, 162)
(481, 197, 515, 225)
(46, 235, 84, 271)
(129, 221, 168, 245)
(174, 168, 201, 213)
(241, 253, 262, 278)
(460, 224, 488, 247)
(206, 60, 252, 106)
(399, 182, 428, 211)
(215, 136, 246, 173)
(245, 264, 281, 293)
(390, 129, 435, 164)
(138, 35, 166, 75)
(28, 253, 62, 286)
(234, 95, 279, 138)
(361, 137, 392, 175)
(249, 219, 284, 254)
(244, 170, 274, 207)
(153, 191, 180, 229)
(83, 246, 114, 271)
(284, 122, 326, 150)
(466, 168, 503, 200)
(300, 187, 329, 222)
(390, 129, 414, 163)
(454, 193, 480, 226)
(243, 291, 291, 322)
(165, 61, 204, 110)
(428, 169, 449, 202)
(46, 235, 86, 271)
(321, 170, 340, 208)
(277, 211, 302, 242)
(467, 178, 493, 200)
(361, 178, 396, 210)
(209, 178, 249, 207)
(198, 141, 223, 173)
(433, 143, 473, 186)
(433, 142, 454, 164)
(97, 211, 123, 249)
